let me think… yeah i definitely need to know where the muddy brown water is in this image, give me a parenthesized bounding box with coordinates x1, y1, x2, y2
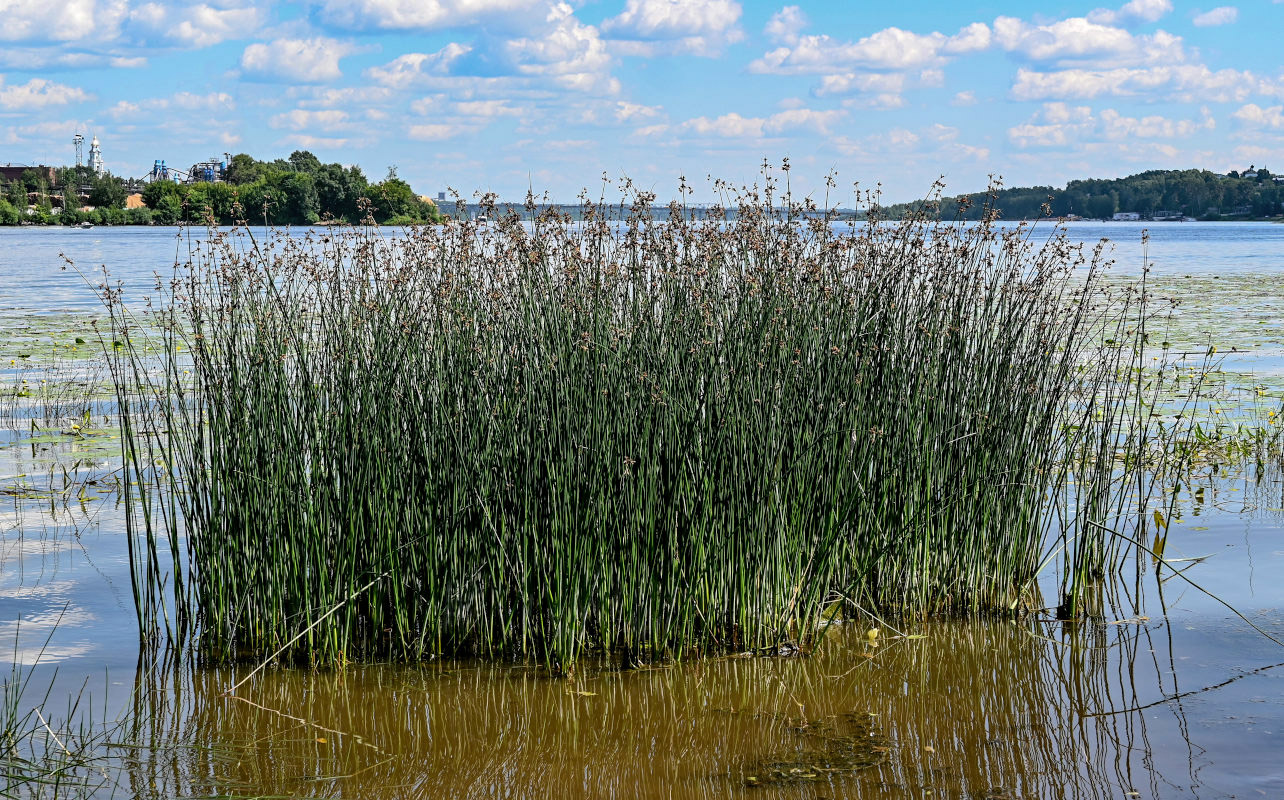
(4, 224, 1284, 798)
(114, 613, 1282, 800)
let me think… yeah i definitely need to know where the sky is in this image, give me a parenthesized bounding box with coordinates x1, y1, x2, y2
(1, 0, 1283, 204)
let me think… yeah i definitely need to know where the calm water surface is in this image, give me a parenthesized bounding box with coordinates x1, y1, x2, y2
(2, 223, 1283, 798)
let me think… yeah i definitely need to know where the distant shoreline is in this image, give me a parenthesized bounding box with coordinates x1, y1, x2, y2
(3, 214, 1283, 229)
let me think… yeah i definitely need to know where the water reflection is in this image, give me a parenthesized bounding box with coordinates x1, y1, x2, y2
(119, 620, 1235, 799)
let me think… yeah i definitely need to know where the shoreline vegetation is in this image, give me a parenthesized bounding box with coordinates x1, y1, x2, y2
(102, 173, 1215, 672)
(3, 162, 1283, 227)
(0, 150, 440, 228)
(874, 167, 1284, 222)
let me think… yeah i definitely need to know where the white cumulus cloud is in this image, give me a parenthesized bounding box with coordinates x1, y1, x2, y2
(679, 112, 763, 138)
(107, 91, 234, 119)
(651, 106, 845, 140)
(171, 91, 235, 110)
(614, 101, 662, 122)
(128, 2, 261, 47)
(318, 0, 533, 31)
(829, 125, 989, 165)
(364, 5, 619, 95)
(749, 22, 991, 75)
(993, 16, 1183, 68)
(1233, 104, 1284, 129)
(1010, 64, 1277, 102)
(282, 134, 351, 149)
(1099, 106, 1214, 138)
(1008, 102, 1214, 148)
(0, 76, 92, 109)
(764, 5, 807, 45)
(1087, 0, 1173, 26)
(289, 85, 396, 109)
(0, 0, 128, 43)
(4, 0, 260, 49)
(762, 107, 844, 134)
(1192, 6, 1238, 26)
(603, 0, 743, 56)
(841, 93, 904, 109)
(505, 3, 617, 93)
(240, 38, 355, 83)
(408, 122, 473, 141)
(270, 109, 351, 131)
(454, 99, 523, 117)
(814, 72, 903, 97)
(364, 45, 473, 89)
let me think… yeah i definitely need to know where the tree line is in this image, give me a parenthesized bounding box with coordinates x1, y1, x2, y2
(0, 165, 149, 225)
(0, 150, 440, 226)
(875, 168, 1284, 221)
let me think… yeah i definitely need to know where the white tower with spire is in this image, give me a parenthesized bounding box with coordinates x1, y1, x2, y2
(88, 136, 104, 176)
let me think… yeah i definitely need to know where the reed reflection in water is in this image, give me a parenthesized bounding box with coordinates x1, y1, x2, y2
(120, 620, 1209, 799)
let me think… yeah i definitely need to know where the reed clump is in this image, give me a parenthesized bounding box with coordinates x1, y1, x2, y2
(108, 176, 1174, 669)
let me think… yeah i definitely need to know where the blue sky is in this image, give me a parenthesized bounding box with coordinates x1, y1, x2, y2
(2, 0, 1283, 203)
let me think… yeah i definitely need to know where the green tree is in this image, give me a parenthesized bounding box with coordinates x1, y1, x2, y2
(142, 180, 183, 211)
(35, 191, 53, 223)
(288, 150, 322, 174)
(225, 153, 265, 185)
(186, 182, 238, 224)
(134, 150, 438, 226)
(364, 177, 437, 223)
(126, 207, 154, 224)
(5, 180, 26, 209)
(278, 172, 320, 223)
(60, 187, 83, 223)
(153, 192, 184, 225)
(1084, 194, 1115, 219)
(237, 180, 283, 225)
(20, 169, 44, 192)
(88, 173, 127, 209)
(313, 163, 368, 222)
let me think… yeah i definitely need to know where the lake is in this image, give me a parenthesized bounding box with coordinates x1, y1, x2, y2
(2, 221, 1283, 799)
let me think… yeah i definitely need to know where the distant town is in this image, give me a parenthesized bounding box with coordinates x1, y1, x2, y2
(1, 134, 439, 226)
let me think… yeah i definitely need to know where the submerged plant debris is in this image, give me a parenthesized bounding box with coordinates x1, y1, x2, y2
(738, 711, 889, 788)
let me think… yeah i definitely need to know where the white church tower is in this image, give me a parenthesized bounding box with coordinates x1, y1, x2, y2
(88, 136, 104, 176)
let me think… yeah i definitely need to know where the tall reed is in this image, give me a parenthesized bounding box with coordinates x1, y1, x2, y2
(105, 177, 1175, 669)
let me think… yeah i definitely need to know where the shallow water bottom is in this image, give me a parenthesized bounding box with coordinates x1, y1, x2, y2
(61, 610, 1265, 800)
